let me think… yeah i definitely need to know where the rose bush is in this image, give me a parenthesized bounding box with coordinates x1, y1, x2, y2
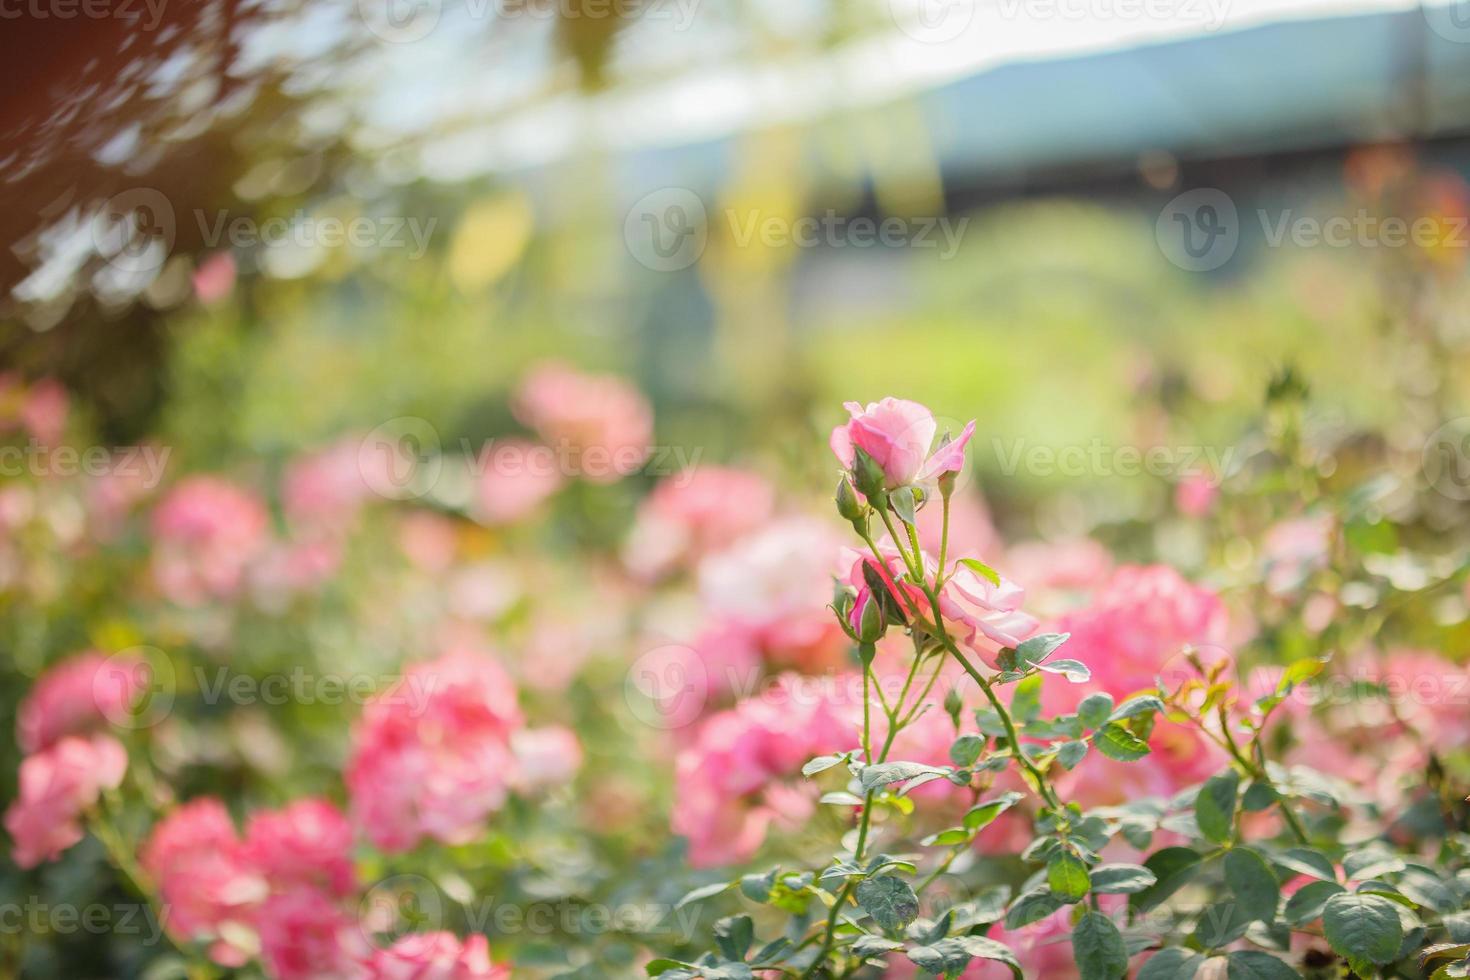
(0, 367, 1466, 980)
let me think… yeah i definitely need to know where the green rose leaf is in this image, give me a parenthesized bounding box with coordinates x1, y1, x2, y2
(1048, 849, 1092, 902)
(1322, 892, 1403, 965)
(1094, 723, 1150, 762)
(1077, 693, 1114, 730)
(1224, 847, 1281, 923)
(1131, 848, 1205, 914)
(1072, 909, 1129, 980)
(714, 915, 753, 961)
(1089, 863, 1158, 895)
(1225, 950, 1302, 979)
(1284, 880, 1344, 927)
(1136, 947, 1205, 980)
(855, 875, 920, 933)
(1195, 769, 1240, 844)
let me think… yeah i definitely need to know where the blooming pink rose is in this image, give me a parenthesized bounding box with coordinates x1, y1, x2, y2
(151, 476, 269, 605)
(16, 650, 144, 753)
(347, 651, 525, 852)
(256, 887, 368, 980)
(512, 362, 653, 484)
(242, 798, 358, 899)
(938, 566, 1039, 666)
(141, 798, 269, 967)
(474, 439, 563, 525)
(369, 932, 510, 979)
(5, 734, 127, 868)
(672, 674, 855, 867)
(830, 398, 975, 489)
(623, 467, 776, 579)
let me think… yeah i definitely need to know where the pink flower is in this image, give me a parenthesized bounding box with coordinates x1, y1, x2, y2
(938, 565, 1039, 666)
(151, 476, 269, 605)
(5, 734, 127, 868)
(20, 378, 68, 446)
(512, 362, 653, 484)
(242, 798, 358, 899)
(1262, 514, 1333, 594)
(473, 439, 563, 525)
(398, 512, 459, 573)
(623, 467, 775, 579)
(256, 887, 368, 980)
(346, 651, 525, 852)
(283, 439, 375, 533)
(249, 537, 344, 611)
(509, 726, 583, 791)
(193, 251, 237, 305)
(16, 650, 144, 753)
(672, 674, 855, 867)
(830, 398, 975, 489)
(696, 517, 848, 673)
(1175, 474, 1219, 517)
(141, 798, 269, 967)
(369, 932, 510, 979)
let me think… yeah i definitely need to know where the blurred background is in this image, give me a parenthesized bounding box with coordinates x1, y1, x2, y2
(3, 0, 1469, 513)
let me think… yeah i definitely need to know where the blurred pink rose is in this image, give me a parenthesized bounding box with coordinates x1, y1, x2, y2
(16, 650, 143, 753)
(474, 439, 563, 525)
(398, 511, 459, 573)
(1262, 514, 1332, 594)
(623, 467, 775, 579)
(141, 797, 269, 967)
(250, 537, 344, 611)
(512, 362, 653, 484)
(242, 798, 358, 899)
(193, 251, 237, 304)
(256, 887, 367, 980)
(510, 726, 584, 791)
(369, 932, 510, 979)
(283, 439, 375, 533)
(697, 517, 847, 673)
(19, 378, 68, 446)
(151, 476, 269, 605)
(672, 674, 855, 867)
(1174, 474, 1220, 517)
(5, 734, 127, 868)
(830, 397, 975, 489)
(347, 650, 525, 852)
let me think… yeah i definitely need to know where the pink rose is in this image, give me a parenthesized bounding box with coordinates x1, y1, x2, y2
(510, 726, 584, 791)
(830, 397, 975, 489)
(672, 674, 855, 867)
(623, 467, 775, 579)
(141, 798, 269, 967)
(256, 887, 368, 980)
(512, 362, 653, 484)
(242, 798, 358, 899)
(369, 932, 510, 979)
(473, 439, 563, 525)
(151, 476, 269, 605)
(938, 565, 1039, 665)
(5, 734, 127, 868)
(16, 650, 144, 753)
(1174, 474, 1219, 517)
(346, 651, 525, 852)
(283, 439, 375, 534)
